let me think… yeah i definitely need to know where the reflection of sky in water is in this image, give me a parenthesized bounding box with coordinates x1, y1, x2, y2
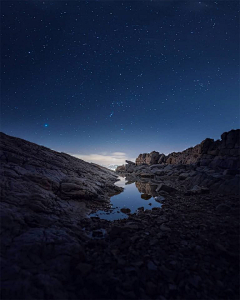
(90, 176, 162, 221)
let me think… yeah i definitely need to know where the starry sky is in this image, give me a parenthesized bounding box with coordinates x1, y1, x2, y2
(1, 1, 239, 166)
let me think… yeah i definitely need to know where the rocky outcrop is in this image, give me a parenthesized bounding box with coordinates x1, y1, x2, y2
(0, 132, 121, 299)
(116, 130, 240, 194)
(135, 129, 240, 171)
(136, 151, 165, 165)
(116, 160, 136, 173)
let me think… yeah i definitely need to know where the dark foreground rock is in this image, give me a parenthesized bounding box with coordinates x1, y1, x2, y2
(1, 132, 239, 299)
(0, 132, 121, 299)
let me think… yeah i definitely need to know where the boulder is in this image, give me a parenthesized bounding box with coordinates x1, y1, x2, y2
(185, 185, 210, 195)
(179, 173, 189, 180)
(156, 183, 177, 193)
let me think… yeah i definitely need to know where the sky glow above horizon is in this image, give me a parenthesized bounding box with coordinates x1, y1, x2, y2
(1, 1, 239, 166)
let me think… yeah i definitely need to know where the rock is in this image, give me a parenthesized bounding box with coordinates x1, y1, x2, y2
(216, 204, 231, 213)
(126, 160, 135, 165)
(141, 194, 152, 200)
(160, 224, 171, 232)
(155, 196, 165, 202)
(146, 281, 158, 296)
(120, 208, 131, 214)
(185, 185, 210, 195)
(76, 263, 92, 276)
(116, 165, 126, 172)
(147, 261, 158, 271)
(223, 169, 239, 176)
(179, 173, 189, 180)
(140, 173, 154, 178)
(152, 169, 166, 176)
(124, 222, 139, 230)
(188, 275, 202, 288)
(156, 183, 177, 193)
(92, 230, 104, 237)
(136, 151, 163, 166)
(134, 130, 240, 180)
(0, 132, 120, 299)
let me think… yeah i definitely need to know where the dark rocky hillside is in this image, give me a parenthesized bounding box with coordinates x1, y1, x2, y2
(0, 132, 121, 299)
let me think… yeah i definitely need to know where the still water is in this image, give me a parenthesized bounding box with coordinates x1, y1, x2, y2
(89, 176, 162, 221)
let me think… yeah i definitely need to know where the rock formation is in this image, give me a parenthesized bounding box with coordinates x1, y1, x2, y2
(0, 132, 121, 299)
(1, 131, 239, 299)
(117, 130, 240, 194)
(136, 129, 240, 170)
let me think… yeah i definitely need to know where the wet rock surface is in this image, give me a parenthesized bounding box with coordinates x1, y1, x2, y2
(1, 132, 239, 299)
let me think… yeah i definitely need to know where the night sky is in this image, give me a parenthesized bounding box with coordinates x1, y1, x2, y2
(1, 1, 239, 166)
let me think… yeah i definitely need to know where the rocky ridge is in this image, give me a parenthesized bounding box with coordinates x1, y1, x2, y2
(117, 129, 240, 194)
(0, 132, 121, 299)
(135, 129, 239, 169)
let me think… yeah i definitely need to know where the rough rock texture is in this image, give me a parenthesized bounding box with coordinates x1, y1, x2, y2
(1, 132, 239, 299)
(136, 151, 165, 166)
(79, 190, 239, 300)
(116, 160, 136, 173)
(120, 130, 240, 194)
(0, 132, 121, 299)
(136, 129, 240, 171)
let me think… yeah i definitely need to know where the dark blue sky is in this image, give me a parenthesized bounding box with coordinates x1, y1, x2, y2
(1, 1, 239, 165)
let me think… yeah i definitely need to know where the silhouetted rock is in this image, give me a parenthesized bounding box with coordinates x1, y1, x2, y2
(135, 129, 240, 170)
(117, 129, 240, 194)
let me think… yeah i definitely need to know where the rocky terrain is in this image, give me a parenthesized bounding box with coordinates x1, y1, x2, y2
(117, 129, 240, 195)
(0, 132, 121, 299)
(1, 130, 239, 299)
(135, 129, 239, 168)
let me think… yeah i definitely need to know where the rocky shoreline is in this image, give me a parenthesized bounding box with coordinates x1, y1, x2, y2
(116, 129, 240, 195)
(1, 131, 239, 299)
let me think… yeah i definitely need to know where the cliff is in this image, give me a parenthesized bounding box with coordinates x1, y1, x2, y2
(135, 129, 240, 170)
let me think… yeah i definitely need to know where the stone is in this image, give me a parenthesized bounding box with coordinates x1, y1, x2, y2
(156, 183, 177, 193)
(155, 196, 165, 202)
(146, 281, 157, 296)
(136, 151, 162, 166)
(76, 263, 92, 276)
(120, 208, 131, 214)
(185, 185, 210, 195)
(116, 165, 126, 172)
(147, 261, 158, 271)
(160, 224, 171, 232)
(216, 204, 231, 213)
(179, 173, 189, 180)
(140, 173, 154, 178)
(141, 194, 152, 200)
(223, 169, 239, 176)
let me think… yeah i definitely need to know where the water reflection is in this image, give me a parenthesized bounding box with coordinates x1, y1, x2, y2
(89, 176, 162, 221)
(135, 182, 159, 197)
